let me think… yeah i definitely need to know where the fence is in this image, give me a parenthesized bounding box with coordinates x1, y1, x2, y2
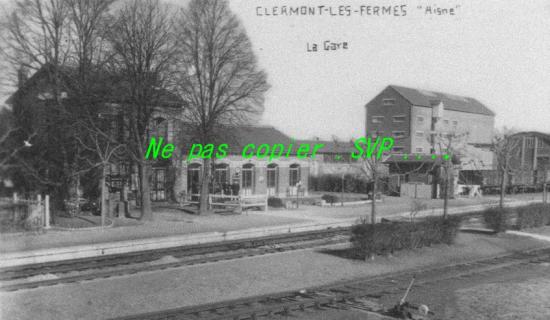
(183, 193, 268, 212)
(0, 193, 51, 231)
(400, 183, 432, 199)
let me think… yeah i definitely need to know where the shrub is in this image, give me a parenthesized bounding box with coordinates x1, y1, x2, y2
(482, 207, 509, 232)
(351, 215, 462, 259)
(516, 204, 550, 229)
(321, 194, 339, 204)
(267, 197, 284, 208)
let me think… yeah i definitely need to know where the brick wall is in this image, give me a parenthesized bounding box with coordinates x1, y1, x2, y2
(365, 86, 412, 153)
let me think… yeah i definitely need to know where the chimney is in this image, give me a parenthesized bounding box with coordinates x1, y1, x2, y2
(17, 67, 28, 88)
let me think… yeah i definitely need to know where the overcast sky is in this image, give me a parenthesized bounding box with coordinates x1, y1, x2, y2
(229, 0, 550, 140)
(2, 0, 549, 140)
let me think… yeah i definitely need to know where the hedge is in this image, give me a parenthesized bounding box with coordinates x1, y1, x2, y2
(309, 174, 371, 194)
(482, 203, 550, 231)
(351, 215, 462, 259)
(516, 204, 550, 229)
(482, 207, 510, 232)
(267, 197, 284, 208)
(321, 194, 339, 205)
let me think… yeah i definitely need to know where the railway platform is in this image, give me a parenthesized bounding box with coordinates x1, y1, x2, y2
(0, 196, 540, 268)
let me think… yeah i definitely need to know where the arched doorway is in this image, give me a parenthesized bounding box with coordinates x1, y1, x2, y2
(288, 163, 301, 196)
(187, 163, 202, 201)
(267, 163, 279, 196)
(242, 163, 255, 196)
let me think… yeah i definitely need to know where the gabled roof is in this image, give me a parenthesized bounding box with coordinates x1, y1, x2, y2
(389, 85, 495, 116)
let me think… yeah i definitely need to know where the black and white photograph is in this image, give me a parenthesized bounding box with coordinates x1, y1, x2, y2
(0, 0, 549, 319)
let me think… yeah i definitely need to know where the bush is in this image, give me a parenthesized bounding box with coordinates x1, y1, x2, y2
(516, 204, 550, 229)
(321, 194, 339, 204)
(267, 197, 284, 208)
(351, 215, 462, 259)
(482, 204, 550, 231)
(482, 207, 509, 232)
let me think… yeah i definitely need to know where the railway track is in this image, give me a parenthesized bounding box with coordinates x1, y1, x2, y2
(108, 246, 550, 320)
(0, 210, 489, 292)
(0, 227, 351, 292)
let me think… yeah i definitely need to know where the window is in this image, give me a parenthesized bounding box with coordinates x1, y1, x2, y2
(417, 116, 424, 123)
(415, 131, 424, 138)
(153, 117, 168, 138)
(443, 119, 449, 125)
(383, 98, 396, 106)
(151, 168, 166, 201)
(392, 115, 406, 123)
(393, 131, 406, 139)
(213, 163, 229, 190)
(371, 130, 384, 137)
(526, 137, 535, 148)
(415, 147, 424, 153)
(289, 164, 301, 187)
(452, 120, 458, 126)
(372, 116, 384, 123)
(392, 146, 404, 153)
(537, 138, 543, 148)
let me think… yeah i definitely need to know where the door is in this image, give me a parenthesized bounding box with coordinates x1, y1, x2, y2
(242, 163, 255, 196)
(267, 164, 279, 196)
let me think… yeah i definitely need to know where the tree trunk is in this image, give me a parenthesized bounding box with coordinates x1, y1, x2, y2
(371, 172, 377, 224)
(139, 163, 153, 220)
(499, 169, 507, 209)
(100, 164, 108, 226)
(443, 164, 449, 219)
(199, 158, 211, 214)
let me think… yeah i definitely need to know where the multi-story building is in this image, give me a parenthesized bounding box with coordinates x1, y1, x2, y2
(365, 85, 496, 196)
(6, 65, 310, 208)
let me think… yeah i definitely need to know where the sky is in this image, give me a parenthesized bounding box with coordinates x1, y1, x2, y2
(228, 0, 550, 140)
(2, 0, 549, 141)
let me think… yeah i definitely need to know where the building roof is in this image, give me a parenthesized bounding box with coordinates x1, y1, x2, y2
(6, 64, 183, 107)
(179, 125, 297, 154)
(296, 139, 356, 154)
(388, 85, 495, 116)
(511, 131, 550, 143)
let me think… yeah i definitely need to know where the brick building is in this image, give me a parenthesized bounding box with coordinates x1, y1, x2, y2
(179, 126, 310, 200)
(365, 85, 496, 197)
(6, 65, 308, 206)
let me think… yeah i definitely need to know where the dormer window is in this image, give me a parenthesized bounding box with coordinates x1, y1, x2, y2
(383, 98, 396, 106)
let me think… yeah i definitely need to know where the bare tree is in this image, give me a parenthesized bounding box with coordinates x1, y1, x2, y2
(74, 115, 126, 226)
(432, 131, 469, 218)
(0, 0, 78, 205)
(107, 0, 177, 220)
(492, 128, 521, 208)
(175, 0, 269, 213)
(346, 135, 392, 224)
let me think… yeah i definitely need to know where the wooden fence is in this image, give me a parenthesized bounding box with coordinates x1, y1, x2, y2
(183, 193, 268, 212)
